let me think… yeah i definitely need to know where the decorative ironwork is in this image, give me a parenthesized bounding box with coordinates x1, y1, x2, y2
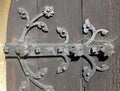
(4, 6, 115, 91)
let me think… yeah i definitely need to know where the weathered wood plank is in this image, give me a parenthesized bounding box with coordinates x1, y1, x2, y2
(83, 0, 120, 91)
(6, 0, 38, 91)
(37, 0, 83, 91)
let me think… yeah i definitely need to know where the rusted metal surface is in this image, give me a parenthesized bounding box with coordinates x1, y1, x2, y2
(4, 6, 115, 91)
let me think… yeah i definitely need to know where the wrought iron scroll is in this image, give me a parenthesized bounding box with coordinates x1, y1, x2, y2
(4, 6, 115, 91)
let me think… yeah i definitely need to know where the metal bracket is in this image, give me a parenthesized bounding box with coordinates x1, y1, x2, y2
(4, 6, 115, 91)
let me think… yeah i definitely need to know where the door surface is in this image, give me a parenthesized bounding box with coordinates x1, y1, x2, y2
(6, 0, 120, 91)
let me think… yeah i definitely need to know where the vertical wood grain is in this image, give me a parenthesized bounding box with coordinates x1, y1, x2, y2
(83, 0, 120, 91)
(6, 0, 38, 91)
(37, 0, 83, 91)
(7, 0, 83, 91)
(0, 0, 11, 91)
(5, 0, 120, 91)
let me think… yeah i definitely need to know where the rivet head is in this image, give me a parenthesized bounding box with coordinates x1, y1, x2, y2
(86, 24, 90, 29)
(57, 47, 63, 53)
(91, 47, 98, 54)
(69, 46, 77, 56)
(86, 72, 90, 77)
(35, 47, 41, 54)
(26, 24, 30, 28)
(15, 44, 29, 57)
(15, 47, 20, 55)
(21, 50, 29, 57)
(4, 46, 9, 54)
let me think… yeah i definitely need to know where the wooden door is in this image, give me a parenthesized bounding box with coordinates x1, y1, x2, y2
(5, 0, 119, 91)
(82, 1, 120, 91)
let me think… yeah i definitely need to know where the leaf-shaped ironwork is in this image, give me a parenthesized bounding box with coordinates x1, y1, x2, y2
(4, 5, 115, 91)
(18, 6, 55, 43)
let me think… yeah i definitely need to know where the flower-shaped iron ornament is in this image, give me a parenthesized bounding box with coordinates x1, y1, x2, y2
(4, 6, 115, 91)
(42, 6, 54, 18)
